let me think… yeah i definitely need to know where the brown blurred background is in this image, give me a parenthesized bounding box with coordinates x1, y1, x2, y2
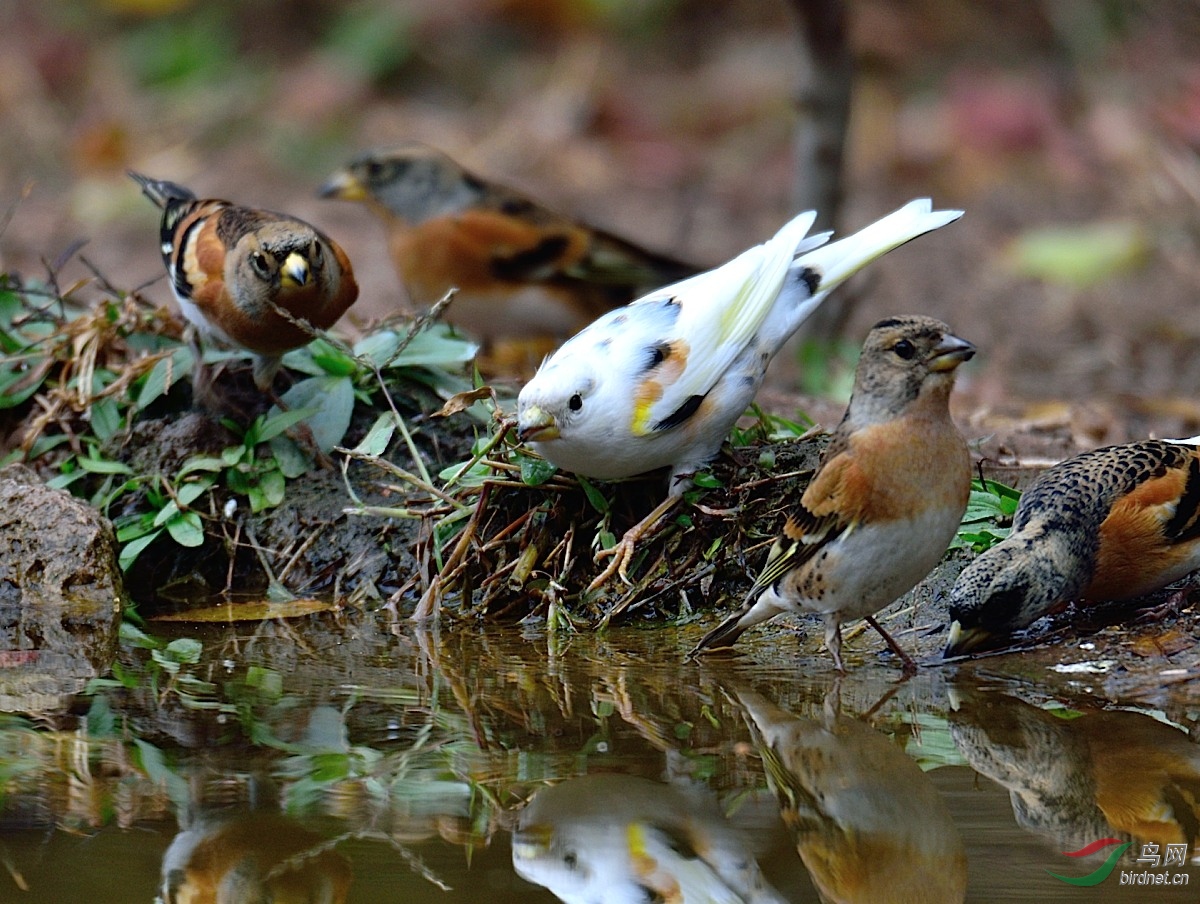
(3, 0, 1200, 454)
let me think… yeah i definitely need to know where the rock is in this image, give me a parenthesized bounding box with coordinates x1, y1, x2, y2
(0, 464, 124, 710)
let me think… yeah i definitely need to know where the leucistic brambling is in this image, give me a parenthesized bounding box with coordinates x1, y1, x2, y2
(518, 202, 964, 590)
(513, 774, 785, 904)
(318, 144, 697, 371)
(691, 316, 975, 672)
(945, 436, 1200, 657)
(130, 172, 359, 399)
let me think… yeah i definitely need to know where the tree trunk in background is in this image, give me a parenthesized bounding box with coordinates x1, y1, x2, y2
(786, 0, 854, 344)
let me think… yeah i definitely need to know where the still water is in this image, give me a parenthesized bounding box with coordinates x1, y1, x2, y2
(1, 613, 1198, 902)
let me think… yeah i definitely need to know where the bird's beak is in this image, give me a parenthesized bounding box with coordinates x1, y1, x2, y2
(280, 252, 311, 288)
(929, 334, 976, 373)
(943, 619, 993, 658)
(318, 170, 366, 201)
(510, 823, 553, 859)
(518, 406, 560, 442)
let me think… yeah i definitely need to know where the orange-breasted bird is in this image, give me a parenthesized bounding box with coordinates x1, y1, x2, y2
(692, 316, 975, 672)
(317, 143, 697, 371)
(130, 171, 359, 397)
(945, 436, 1200, 656)
(737, 686, 968, 903)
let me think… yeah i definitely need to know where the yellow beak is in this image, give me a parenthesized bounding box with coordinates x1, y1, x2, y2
(317, 170, 367, 201)
(510, 823, 554, 859)
(281, 252, 311, 288)
(943, 620, 993, 658)
(929, 334, 976, 373)
(518, 406, 560, 442)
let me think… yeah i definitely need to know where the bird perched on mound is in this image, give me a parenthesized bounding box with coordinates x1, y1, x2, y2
(518, 202, 964, 589)
(130, 172, 358, 400)
(945, 436, 1200, 657)
(691, 316, 975, 672)
(318, 144, 697, 372)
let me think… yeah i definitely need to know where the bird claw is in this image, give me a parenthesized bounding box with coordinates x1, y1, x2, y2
(589, 540, 636, 591)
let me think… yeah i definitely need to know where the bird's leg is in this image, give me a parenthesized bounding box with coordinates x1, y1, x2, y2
(186, 326, 221, 412)
(588, 495, 680, 591)
(1134, 587, 1193, 624)
(865, 614, 918, 675)
(825, 619, 846, 672)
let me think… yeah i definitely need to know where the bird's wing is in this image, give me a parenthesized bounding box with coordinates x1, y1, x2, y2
(1108, 444, 1200, 546)
(629, 211, 819, 436)
(746, 449, 870, 595)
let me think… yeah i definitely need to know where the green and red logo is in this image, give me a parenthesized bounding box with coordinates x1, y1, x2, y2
(1047, 838, 1131, 887)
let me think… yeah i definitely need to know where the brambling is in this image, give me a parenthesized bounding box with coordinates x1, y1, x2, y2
(691, 316, 975, 672)
(318, 144, 697, 369)
(160, 811, 351, 904)
(949, 687, 1200, 857)
(513, 773, 785, 904)
(130, 171, 359, 397)
(945, 436, 1200, 657)
(518, 202, 964, 589)
(736, 687, 967, 903)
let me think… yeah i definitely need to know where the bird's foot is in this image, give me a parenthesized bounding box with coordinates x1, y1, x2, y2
(588, 496, 680, 592)
(589, 537, 637, 591)
(1134, 588, 1192, 625)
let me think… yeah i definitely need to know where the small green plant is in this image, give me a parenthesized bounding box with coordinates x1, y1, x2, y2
(953, 477, 1020, 552)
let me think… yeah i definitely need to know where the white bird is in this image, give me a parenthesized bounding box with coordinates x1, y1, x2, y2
(517, 200, 963, 588)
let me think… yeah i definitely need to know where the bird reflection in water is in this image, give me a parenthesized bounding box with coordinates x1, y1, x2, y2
(733, 684, 967, 904)
(157, 811, 351, 904)
(948, 684, 1200, 862)
(512, 772, 786, 904)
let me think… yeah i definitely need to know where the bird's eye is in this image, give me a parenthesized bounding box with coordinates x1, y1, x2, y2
(568, 393, 583, 412)
(893, 338, 916, 360)
(249, 251, 272, 280)
(562, 851, 578, 870)
(310, 241, 324, 264)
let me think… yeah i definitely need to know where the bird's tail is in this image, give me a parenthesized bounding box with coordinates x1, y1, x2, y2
(689, 590, 788, 657)
(127, 171, 197, 209)
(796, 199, 963, 297)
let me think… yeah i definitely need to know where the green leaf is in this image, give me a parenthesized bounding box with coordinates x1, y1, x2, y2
(78, 451, 135, 476)
(437, 458, 492, 487)
(577, 476, 610, 514)
(178, 455, 228, 478)
(120, 530, 162, 570)
(252, 468, 286, 511)
(520, 454, 557, 486)
(135, 348, 189, 410)
(0, 360, 48, 409)
(356, 324, 478, 369)
(166, 511, 205, 548)
(305, 338, 359, 377)
(269, 434, 313, 479)
(164, 637, 203, 664)
(353, 413, 396, 456)
(253, 407, 317, 444)
(176, 476, 215, 506)
(90, 397, 123, 443)
(691, 471, 723, 489)
(279, 374, 355, 452)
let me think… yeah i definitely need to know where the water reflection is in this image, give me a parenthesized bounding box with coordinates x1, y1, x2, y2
(513, 774, 786, 904)
(948, 684, 1200, 862)
(160, 811, 351, 904)
(1, 618, 1199, 901)
(732, 684, 967, 904)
